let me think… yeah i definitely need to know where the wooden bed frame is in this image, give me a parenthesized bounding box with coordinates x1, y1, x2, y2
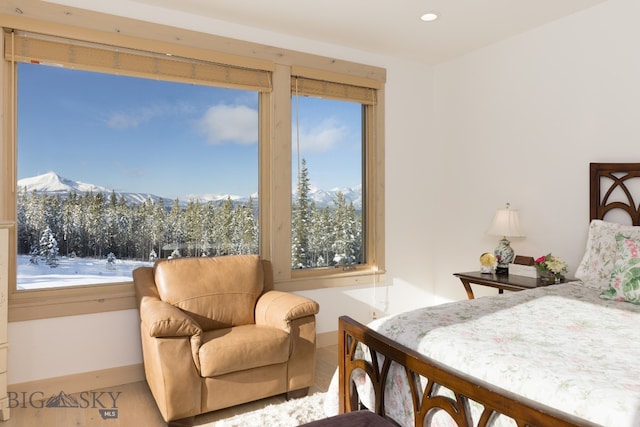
(338, 316, 599, 427)
(337, 162, 640, 427)
(590, 162, 640, 225)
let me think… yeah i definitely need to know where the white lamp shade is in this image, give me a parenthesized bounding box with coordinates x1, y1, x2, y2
(487, 204, 525, 238)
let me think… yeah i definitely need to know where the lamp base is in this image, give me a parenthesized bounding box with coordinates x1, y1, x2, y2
(494, 237, 514, 276)
(495, 266, 509, 275)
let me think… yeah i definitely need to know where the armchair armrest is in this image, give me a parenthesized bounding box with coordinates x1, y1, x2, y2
(140, 299, 203, 338)
(255, 290, 319, 330)
(134, 266, 203, 338)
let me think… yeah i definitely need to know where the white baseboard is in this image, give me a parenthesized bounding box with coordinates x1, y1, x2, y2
(8, 364, 145, 397)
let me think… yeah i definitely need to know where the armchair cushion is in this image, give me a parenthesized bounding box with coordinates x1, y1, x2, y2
(199, 325, 290, 376)
(153, 255, 264, 330)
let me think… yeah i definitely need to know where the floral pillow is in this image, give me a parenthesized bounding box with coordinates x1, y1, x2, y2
(600, 233, 640, 304)
(575, 220, 640, 289)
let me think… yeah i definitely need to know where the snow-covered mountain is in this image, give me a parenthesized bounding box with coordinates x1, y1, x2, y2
(17, 171, 362, 209)
(18, 171, 162, 206)
(305, 186, 362, 210)
(19, 171, 107, 194)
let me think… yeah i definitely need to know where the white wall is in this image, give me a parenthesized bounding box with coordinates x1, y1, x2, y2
(10, 0, 640, 385)
(431, 0, 640, 301)
(9, 310, 142, 384)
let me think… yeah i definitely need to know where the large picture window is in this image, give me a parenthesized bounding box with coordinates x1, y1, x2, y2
(16, 62, 259, 290)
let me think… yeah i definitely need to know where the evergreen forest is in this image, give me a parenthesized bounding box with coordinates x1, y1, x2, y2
(18, 160, 363, 269)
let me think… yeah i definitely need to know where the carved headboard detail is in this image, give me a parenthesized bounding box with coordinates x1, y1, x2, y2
(590, 163, 640, 225)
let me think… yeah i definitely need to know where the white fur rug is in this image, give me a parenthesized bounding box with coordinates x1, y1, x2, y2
(202, 393, 328, 426)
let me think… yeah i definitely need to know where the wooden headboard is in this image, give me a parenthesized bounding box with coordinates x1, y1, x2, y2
(590, 162, 640, 225)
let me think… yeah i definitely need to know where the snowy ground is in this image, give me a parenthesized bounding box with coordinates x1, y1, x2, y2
(17, 255, 154, 290)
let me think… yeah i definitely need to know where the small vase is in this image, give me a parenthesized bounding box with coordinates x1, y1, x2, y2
(554, 274, 562, 284)
(539, 270, 555, 283)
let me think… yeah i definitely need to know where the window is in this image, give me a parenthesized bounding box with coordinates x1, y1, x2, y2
(16, 63, 260, 290)
(1, 19, 385, 320)
(291, 93, 365, 270)
(7, 30, 265, 292)
(289, 74, 379, 278)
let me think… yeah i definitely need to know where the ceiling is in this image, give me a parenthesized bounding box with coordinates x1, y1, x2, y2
(20, 0, 608, 64)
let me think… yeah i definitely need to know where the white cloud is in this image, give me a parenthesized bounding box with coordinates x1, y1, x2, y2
(197, 104, 258, 145)
(106, 112, 144, 129)
(106, 102, 194, 129)
(293, 118, 348, 154)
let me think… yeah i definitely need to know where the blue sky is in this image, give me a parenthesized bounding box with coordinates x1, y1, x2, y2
(17, 63, 362, 200)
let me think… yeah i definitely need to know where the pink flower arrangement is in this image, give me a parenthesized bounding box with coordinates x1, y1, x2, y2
(535, 253, 568, 278)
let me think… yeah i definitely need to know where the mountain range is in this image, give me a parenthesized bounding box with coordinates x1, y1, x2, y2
(17, 171, 362, 209)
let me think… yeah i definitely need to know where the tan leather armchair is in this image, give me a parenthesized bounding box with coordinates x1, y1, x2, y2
(133, 255, 320, 422)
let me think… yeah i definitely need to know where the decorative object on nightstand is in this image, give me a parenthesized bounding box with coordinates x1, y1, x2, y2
(535, 253, 568, 283)
(486, 203, 525, 275)
(508, 255, 538, 278)
(479, 252, 496, 273)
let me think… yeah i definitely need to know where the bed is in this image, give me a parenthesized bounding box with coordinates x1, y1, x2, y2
(327, 162, 640, 426)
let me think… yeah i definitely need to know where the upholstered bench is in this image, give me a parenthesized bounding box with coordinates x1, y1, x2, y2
(302, 411, 396, 426)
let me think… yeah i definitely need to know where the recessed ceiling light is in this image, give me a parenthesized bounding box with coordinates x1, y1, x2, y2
(420, 12, 438, 22)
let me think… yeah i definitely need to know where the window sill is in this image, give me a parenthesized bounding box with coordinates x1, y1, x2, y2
(8, 268, 384, 321)
(8, 283, 137, 322)
(277, 267, 385, 292)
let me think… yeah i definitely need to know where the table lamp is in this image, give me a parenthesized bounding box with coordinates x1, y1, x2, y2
(487, 203, 525, 274)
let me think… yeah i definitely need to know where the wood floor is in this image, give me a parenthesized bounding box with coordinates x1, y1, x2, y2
(2, 345, 338, 427)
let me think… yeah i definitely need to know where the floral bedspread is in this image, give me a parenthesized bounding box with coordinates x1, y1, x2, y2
(325, 282, 640, 426)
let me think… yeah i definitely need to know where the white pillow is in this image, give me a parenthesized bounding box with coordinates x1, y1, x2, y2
(575, 220, 640, 289)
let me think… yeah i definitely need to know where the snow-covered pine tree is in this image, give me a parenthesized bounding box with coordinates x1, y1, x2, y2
(152, 198, 167, 258)
(29, 245, 39, 265)
(331, 192, 358, 267)
(202, 201, 217, 256)
(238, 197, 257, 254)
(292, 158, 311, 268)
(167, 198, 186, 253)
(39, 226, 59, 268)
(218, 197, 235, 255)
(185, 199, 204, 257)
(106, 252, 117, 270)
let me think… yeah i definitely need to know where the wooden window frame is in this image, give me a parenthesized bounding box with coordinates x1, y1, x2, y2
(0, 11, 385, 321)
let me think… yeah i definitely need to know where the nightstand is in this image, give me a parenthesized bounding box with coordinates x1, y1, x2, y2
(453, 271, 568, 300)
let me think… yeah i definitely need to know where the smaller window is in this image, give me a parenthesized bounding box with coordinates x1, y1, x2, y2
(291, 96, 364, 269)
(290, 75, 378, 274)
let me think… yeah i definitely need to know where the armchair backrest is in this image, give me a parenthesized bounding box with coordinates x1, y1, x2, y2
(153, 255, 266, 330)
